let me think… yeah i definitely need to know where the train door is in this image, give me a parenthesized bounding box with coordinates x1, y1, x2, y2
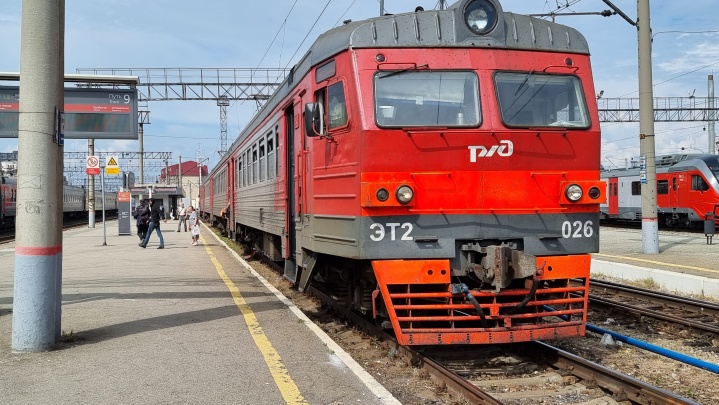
(227, 159, 235, 240)
(669, 176, 680, 207)
(284, 103, 299, 281)
(608, 177, 618, 215)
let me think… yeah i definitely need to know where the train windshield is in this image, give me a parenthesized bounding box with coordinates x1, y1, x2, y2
(374, 71, 480, 127)
(494, 72, 590, 128)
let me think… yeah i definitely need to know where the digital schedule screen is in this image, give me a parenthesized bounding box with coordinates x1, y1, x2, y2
(0, 87, 138, 140)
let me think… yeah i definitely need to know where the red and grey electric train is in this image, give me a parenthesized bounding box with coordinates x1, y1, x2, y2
(200, 0, 605, 345)
(601, 154, 719, 227)
(0, 176, 117, 228)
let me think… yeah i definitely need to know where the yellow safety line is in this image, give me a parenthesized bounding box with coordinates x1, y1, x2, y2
(593, 253, 719, 275)
(198, 235, 307, 405)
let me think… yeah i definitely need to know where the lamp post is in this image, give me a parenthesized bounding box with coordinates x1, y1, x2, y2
(196, 157, 209, 212)
(100, 160, 107, 246)
(164, 159, 168, 185)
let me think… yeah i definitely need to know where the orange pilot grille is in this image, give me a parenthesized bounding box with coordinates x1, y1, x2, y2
(372, 260, 589, 345)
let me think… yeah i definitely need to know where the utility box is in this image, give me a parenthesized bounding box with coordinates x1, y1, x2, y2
(705, 212, 715, 245)
(118, 192, 132, 235)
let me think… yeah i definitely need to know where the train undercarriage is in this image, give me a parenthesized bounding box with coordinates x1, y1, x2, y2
(230, 221, 590, 345)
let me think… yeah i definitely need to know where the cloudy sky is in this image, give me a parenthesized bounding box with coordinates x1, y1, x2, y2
(1, 0, 717, 182)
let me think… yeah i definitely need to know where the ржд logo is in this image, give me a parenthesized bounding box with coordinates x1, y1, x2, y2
(468, 140, 514, 162)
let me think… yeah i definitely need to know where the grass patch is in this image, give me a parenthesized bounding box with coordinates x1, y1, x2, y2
(61, 330, 77, 342)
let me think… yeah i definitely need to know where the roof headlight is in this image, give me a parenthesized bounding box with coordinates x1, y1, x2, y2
(396, 185, 414, 204)
(464, 0, 498, 35)
(565, 184, 583, 202)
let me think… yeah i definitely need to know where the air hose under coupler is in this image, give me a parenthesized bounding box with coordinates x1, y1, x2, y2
(453, 283, 488, 328)
(507, 263, 545, 315)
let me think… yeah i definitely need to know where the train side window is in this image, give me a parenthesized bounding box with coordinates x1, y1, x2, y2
(245, 150, 250, 186)
(312, 88, 327, 134)
(274, 125, 280, 176)
(631, 181, 641, 195)
(657, 180, 668, 195)
(691, 175, 710, 192)
(327, 82, 348, 130)
(237, 155, 243, 188)
(267, 134, 275, 179)
(252, 144, 258, 184)
(259, 138, 266, 182)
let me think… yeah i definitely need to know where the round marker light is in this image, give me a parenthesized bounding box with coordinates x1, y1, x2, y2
(565, 184, 583, 202)
(396, 185, 414, 204)
(588, 186, 601, 199)
(464, 0, 498, 35)
(376, 188, 389, 202)
(375, 53, 386, 63)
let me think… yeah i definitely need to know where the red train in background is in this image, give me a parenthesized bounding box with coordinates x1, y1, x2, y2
(601, 154, 719, 228)
(201, 0, 605, 345)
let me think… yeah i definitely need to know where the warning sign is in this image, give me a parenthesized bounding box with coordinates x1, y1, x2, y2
(105, 155, 120, 175)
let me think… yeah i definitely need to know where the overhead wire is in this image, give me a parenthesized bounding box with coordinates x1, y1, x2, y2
(332, 0, 358, 27)
(227, 1, 300, 143)
(280, 0, 335, 74)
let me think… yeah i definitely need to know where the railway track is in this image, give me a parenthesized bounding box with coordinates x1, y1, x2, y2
(307, 284, 697, 404)
(224, 229, 704, 403)
(581, 278, 719, 337)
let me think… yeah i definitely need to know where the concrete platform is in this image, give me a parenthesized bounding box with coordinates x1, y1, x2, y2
(593, 226, 719, 299)
(0, 221, 399, 404)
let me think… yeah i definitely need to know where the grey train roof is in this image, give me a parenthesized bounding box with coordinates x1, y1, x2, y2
(227, 0, 591, 154)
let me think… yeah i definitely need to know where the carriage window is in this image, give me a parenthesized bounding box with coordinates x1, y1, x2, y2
(236, 156, 242, 188)
(275, 125, 280, 176)
(657, 180, 668, 195)
(259, 138, 266, 182)
(631, 181, 641, 195)
(267, 134, 275, 179)
(495, 72, 590, 128)
(328, 82, 348, 129)
(252, 145, 258, 184)
(691, 175, 710, 191)
(374, 70, 480, 127)
(244, 150, 250, 186)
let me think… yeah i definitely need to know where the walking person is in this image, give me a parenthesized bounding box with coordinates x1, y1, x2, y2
(133, 199, 150, 241)
(176, 202, 188, 232)
(139, 198, 167, 249)
(188, 206, 200, 245)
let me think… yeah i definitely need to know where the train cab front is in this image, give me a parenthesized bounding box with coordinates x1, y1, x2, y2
(370, 249, 591, 345)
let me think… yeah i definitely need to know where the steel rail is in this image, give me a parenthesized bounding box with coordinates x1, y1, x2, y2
(588, 278, 719, 318)
(589, 295, 719, 335)
(305, 285, 502, 405)
(529, 341, 699, 405)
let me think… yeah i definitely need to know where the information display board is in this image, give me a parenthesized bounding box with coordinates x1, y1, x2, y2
(0, 86, 138, 140)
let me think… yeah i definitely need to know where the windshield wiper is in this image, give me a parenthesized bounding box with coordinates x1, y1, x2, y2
(514, 68, 535, 96)
(378, 63, 429, 79)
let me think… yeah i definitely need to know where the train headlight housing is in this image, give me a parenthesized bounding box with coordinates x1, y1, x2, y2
(396, 185, 414, 204)
(565, 184, 583, 202)
(464, 0, 498, 35)
(376, 188, 390, 202)
(588, 186, 601, 200)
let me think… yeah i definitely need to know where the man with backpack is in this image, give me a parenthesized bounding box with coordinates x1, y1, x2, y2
(133, 200, 150, 241)
(139, 198, 167, 249)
